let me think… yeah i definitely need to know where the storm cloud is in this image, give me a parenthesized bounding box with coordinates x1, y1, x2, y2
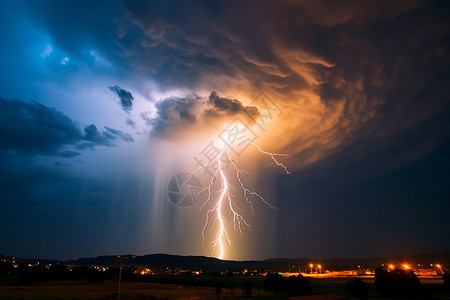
(109, 0, 446, 173)
(0, 95, 135, 209)
(0, 96, 134, 156)
(79, 124, 134, 149)
(10, 0, 447, 171)
(148, 91, 259, 137)
(109, 85, 134, 112)
(0, 0, 449, 260)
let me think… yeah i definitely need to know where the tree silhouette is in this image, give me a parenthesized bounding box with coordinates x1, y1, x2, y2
(244, 280, 252, 297)
(345, 278, 368, 300)
(264, 273, 285, 294)
(215, 281, 222, 296)
(443, 272, 450, 292)
(286, 275, 312, 296)
(375, 267, 421, 297)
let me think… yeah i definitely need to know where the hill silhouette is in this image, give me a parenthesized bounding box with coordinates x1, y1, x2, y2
(3, 252, 449, 271)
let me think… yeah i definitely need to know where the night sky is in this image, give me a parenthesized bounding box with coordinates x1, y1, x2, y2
(0, 0, 449, 261)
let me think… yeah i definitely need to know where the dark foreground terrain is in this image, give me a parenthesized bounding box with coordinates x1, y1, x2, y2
(0, 276, 449, 300)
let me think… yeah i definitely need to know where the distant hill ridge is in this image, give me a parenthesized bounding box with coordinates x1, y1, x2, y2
(2, 252, 449, 271)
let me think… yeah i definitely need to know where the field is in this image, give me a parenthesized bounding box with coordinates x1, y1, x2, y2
(0, 276, 449, 299)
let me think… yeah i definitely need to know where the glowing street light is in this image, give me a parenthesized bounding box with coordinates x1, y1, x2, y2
(309, 264, 314, 274)
(318, 264, 322, 274)
(403, 264, 410, 270)
(388, 264, 395, 270)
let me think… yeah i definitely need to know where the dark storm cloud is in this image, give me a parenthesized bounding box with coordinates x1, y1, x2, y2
(21, 0, 135, 73)
(16, 0, 445, 104)
(120, 0, 345, 92)
(1, 0, 449, 260)
(10, 0, 444, 174)
(0, 96, 134, 155)
(147, 93, 200, 136)
(0, 96, 82, 156)
(119, 0, 447, 173)
(79, 124, 134, 149)
(1, 0, 446, 176)
(108, 85, 134, 112)
(148, 91, 259, 137)
(16, 0, 312, 92)
(279, 0, 450, 171)
(206, 91, 259, 118)
(0, 96, 135, 209)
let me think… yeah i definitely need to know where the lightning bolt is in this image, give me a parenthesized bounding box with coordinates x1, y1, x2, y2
(190, 143, 290, 259)
(252, 143, 291, 174)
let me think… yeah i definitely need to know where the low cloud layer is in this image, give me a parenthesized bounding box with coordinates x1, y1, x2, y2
(0, 95, 134, 209)
(80, 124, 134, 149)
(0, 96, 134, 156)
(148, 91, 259, 137)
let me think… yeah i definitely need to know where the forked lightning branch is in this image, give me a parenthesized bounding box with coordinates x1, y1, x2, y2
(167, 92, 290, 259)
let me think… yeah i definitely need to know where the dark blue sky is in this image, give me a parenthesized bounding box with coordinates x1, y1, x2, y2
(0, 0, 449, 260)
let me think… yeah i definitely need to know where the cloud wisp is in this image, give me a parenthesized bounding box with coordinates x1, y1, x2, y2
(109, 85, 134, 112)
